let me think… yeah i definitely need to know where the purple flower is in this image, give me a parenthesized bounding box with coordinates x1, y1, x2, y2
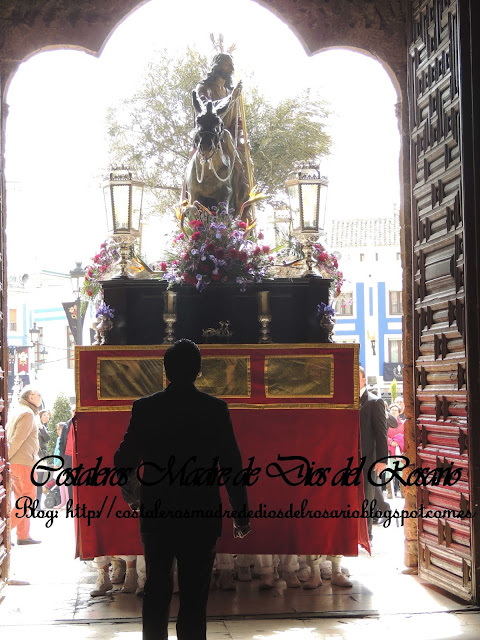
(210, 221, 226, 239)
(236, 276, 247, 293)
(196, 274, 206, 292)
(96, 302, 114, 319)
(317, 302, 335, 317)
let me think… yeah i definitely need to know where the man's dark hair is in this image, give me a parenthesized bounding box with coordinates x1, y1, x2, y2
(202, 53, 234, 91)
(164, 339, 201, 384)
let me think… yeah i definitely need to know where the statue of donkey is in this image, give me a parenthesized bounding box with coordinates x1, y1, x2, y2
(185, 90, 249, 219)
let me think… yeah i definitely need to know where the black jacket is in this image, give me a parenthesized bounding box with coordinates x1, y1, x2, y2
(58, 421, 70, 457)
(114, 382, 249, 537)
(359, 390, 388, 471)
(38, 425, 50, 457)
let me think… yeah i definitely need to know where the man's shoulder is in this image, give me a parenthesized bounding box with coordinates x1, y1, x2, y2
(133, 390, 166, 408)
(133, 388, 227, 413)
(196, 390, 228, 410)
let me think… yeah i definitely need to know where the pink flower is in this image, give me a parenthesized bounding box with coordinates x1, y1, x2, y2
(253, 246, 261, 256)
(262, 245, 270, 254)
(238, 221, 247, 229)
(258, 231, 264, 240)
(160, 261, 168, 271)
(191, 231, 202, 241)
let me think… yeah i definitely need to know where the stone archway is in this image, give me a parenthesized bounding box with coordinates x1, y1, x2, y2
(4, 0, 479, 604)
(0, 0, 414, 597)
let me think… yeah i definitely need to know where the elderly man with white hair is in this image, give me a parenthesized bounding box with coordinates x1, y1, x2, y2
(6, 384, 43, 544)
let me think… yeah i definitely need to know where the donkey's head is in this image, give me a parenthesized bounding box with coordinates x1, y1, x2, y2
(192, 91, 224, 156)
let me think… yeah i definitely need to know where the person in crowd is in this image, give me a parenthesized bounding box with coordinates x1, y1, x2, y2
(90, 556, 139, 597)
(6, 385, 43, 544)
(214, 554, 237, 591)
(359, 366, 388, 541)
(388, 404, 405, 497)
(61, 411, 76, 502)
(115, 339, 250, 640)
(54, 422, 67, 461)
(36, 409, 51, 509)
(302, 555, 352, 589)
(394, 396, 406, 421)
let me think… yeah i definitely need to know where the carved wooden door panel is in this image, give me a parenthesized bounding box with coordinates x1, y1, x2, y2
(0, 85, 8, 593)
(409, 0, 479, 601)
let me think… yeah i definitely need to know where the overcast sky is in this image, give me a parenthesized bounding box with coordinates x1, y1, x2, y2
(4, 0, 400, 275)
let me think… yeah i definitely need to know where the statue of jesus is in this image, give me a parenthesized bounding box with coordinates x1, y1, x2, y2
(194, 54, 253, 218)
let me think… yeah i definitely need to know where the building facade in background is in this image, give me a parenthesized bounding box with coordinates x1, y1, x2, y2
(7, 271, 93, 408)
(330, 212, 403, 398)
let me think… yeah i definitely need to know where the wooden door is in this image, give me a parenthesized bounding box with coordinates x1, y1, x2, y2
(409, 0, 480, 601)
(0, 76, 9, 593)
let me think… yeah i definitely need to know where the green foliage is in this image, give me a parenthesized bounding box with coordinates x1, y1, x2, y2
(390, 379, 397, 406)
(107, 48, 209, 217)
(45, 392, 72, 455)
(243, 84, 331, 205)
(107, 47, 331, 216)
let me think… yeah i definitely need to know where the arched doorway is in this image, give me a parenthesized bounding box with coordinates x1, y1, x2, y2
(0, 0, 478, 607)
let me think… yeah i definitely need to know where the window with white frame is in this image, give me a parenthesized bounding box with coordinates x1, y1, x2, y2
(389, 290, 403, 315)
(334, 292, 354, 316)
(9, 309, 17, 331)
(388, 338, 403, 362)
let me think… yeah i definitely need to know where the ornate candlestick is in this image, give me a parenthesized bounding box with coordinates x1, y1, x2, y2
(258, 314, 272, 343)
(163, 291, 177, 344)
(163, 313, 176, 344)
(258, 291, 272, 343)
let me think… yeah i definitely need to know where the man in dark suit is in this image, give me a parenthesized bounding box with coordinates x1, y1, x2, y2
(115, 339, 250, 640)
(359, 366, 389, 540)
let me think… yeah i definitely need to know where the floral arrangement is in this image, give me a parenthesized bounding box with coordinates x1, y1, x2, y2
(82, 239, 121, 301)
(312, 243, 345, 298)
(162, 201, 274, 292)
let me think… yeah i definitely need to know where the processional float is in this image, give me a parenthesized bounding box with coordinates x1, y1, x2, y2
(74, 57, 367, 558)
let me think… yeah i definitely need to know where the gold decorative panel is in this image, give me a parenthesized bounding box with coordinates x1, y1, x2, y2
(265, 355, 334, 398)
(98, 357, 165, 400)
(196, 357, 250, 397)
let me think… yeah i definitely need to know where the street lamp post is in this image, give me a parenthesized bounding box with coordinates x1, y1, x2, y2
(69, 262, 86, 345)
(285, 164, 328, 276)
(29, 322, 41, 347)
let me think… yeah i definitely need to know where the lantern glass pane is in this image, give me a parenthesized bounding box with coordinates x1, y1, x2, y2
(131, 184, 144, 232)
(112, 184, 130, 232)
(103, 186, 114, 233)
(319, 183, 328, 230)
(287, 184, 301, 230)
(300, 183, 319, 229)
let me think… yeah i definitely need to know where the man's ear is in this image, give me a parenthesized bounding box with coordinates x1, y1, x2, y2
(197, 370, 203, 378)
